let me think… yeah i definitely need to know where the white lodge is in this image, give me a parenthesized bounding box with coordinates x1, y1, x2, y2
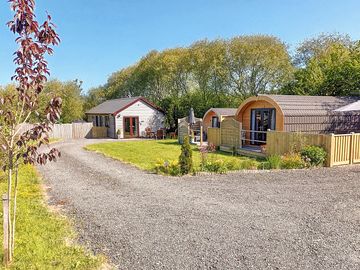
(85, 97, 165, 139)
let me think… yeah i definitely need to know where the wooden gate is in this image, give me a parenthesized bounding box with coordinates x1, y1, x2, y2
(220, 118, 241, 148)
(331, 133, 360, 166)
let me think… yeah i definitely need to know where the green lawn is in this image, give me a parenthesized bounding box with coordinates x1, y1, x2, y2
(85, 139, 262, 172)
(0, 166, 104, 270)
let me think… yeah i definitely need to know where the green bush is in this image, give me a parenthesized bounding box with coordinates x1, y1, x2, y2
(266, 154, 282, 169)
(301, 145, 327, 167)
(224, 159, 240, 170)
(154, 159, 181, 176)
(179, 136, 193, 175)
(238, 159, 259, 170)
(204, 159, 228, 174)
(281, 153, 306, 169)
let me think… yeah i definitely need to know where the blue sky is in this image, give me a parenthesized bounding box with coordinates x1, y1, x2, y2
(1, 0, 360, 92)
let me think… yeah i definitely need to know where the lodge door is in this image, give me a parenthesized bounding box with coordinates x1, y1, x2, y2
(124, 117, 139, 138)
(250, 109, 275, 145)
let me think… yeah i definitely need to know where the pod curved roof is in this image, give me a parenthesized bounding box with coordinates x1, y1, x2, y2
(238, 95, 360, 116)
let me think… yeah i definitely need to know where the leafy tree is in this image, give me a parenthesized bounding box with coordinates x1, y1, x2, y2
(83, 86, 107, 113)
(190, 39, 229, 105)
(226, 35, 294, 98)
(179, 136, 193, 175)
(40, 79, 84, 123)
(2, 80, 84, 123)
(0, 0, 61, 264)
(294, 33, 353, 67)
(284, 43, 360, 96)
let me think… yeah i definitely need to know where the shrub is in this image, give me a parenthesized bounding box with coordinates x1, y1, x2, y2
(179, 136, 193, 175)
(266, 155, 282, 169)
(225, 159, 240, 170)
(289, 132, 308, 154)
(238, 159, 259, 170)
(301, 145, 327, 167)
(281, 153, 306, 169)
(154, 159, 181, 176)
(204, 159, 228, 174)
(199, 143, 216, 170)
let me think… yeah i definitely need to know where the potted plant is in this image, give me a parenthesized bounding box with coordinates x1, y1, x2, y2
(116, 129, 122, 139)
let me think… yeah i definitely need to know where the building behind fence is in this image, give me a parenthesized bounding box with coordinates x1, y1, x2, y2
(207, 119, 360, 167)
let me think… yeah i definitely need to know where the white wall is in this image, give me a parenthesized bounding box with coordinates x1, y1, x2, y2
(115, 100, 165, 138)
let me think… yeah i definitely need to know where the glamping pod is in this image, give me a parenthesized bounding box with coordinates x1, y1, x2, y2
(202, 108, 237, 137)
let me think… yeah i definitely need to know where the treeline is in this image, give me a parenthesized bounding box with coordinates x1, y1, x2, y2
(2, 33, 359, 126)
(0, 79, 84, 124)
(85, 33, 360, 129)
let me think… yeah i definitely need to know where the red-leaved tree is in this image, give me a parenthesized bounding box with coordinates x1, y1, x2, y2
(0, 0, 61, 265)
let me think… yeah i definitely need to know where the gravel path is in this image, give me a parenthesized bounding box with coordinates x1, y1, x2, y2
(38, 139, 360, 270)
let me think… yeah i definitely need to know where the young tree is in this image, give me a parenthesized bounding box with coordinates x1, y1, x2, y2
(179, 136, 193, 175)
(0, 0, 61, 265)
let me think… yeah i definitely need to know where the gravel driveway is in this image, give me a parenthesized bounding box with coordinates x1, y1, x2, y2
(38, 139, 360, 270)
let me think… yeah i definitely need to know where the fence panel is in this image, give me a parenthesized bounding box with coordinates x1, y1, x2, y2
(177, 119, 189, 144)
(330, 133, 360, 166)
(267, 131, 360, 167)
(267, 131, 330, 156)
(207, 128, 221, 146)
(17, 122, 97, 140)
(352, 134, 360, 164)
(72, 123, 93, 139)
(51, 124, 73, 139)
(92, 126, 107, 138)
(220, 118, 241, 148)
(331, 135, 352, 166)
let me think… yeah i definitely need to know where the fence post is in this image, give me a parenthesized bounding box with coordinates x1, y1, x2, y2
(239, 122, 242, 149)
(3, 194, 9, 266)
(350, 132, 355, 164)
(200, 126, 203, 146)
(219, 124, 222, 147)
(327, 133, 335, 167)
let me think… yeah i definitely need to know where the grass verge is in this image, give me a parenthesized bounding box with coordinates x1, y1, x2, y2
(0, 165, 104, 270)
(85, 139, 262, 172)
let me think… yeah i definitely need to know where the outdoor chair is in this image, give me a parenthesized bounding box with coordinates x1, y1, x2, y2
(156, 129, 166, 140)
(169, 131, 177, 139)
(145, 127, 155, 139)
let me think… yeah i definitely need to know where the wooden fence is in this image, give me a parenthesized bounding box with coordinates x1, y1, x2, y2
(208, 121, 360, 167)
(207, 118, 242, 149)
(92, 126, 107, 138)
(18, 122, 94, 140)
(207, 128, 221, 146)
(221, 118, 241, 148)
(267, 131, 330, 156)
(267, 131, 360, 167)
(330, 133, 360, 166)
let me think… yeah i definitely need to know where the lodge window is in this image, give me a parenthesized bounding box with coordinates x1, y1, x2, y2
(211, 116, 220, 128)
(94, 115, 109, 127)
(104, 116, 110, 128)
